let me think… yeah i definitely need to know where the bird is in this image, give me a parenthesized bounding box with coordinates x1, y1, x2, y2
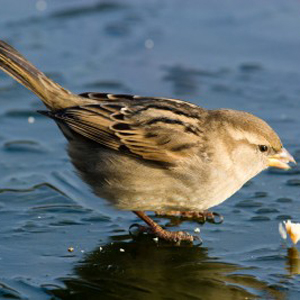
(0, 39, 295, 244)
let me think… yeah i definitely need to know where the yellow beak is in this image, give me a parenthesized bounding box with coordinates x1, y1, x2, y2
(268, 148, 296, 170)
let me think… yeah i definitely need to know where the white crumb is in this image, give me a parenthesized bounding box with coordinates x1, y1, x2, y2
(280, 220, 300, 244)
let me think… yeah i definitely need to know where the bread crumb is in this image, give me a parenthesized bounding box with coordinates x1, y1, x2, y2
(280, 220, 300, 244)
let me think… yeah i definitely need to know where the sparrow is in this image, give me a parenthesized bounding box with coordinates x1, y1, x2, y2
(0, 40, 295, 243)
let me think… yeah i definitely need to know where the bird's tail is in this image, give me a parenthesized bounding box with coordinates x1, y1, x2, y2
(0, 40, 84, 110)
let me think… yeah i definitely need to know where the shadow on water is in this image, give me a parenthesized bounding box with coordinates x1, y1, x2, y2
(45, 239, 286, 300)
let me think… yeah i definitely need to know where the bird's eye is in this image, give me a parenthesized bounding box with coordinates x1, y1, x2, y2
(259, 145, 268, 152)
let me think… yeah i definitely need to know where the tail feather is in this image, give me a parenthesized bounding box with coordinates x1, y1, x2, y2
(0, 40, 84, 110)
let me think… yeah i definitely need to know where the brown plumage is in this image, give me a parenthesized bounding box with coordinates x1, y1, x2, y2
(0, 40, 89, 109)
(0, 40, 295, 243)
(46, 93, 208, 163)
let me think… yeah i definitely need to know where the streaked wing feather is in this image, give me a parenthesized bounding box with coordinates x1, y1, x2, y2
(51, 93, 207, 163)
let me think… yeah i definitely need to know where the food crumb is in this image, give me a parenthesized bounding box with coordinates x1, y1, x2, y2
(68, 247, 74, 252)
(194, 227, 200, 233)
(120, 248, 125, 252)
(279, 220, 300, 244)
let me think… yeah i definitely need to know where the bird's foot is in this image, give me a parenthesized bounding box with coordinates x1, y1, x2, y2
(155, 210, 224, 224)
(129, 223, 198, 245)
(131, 211, 201, 245)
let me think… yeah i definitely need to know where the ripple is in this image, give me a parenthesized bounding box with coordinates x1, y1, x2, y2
(105, 22, 131, 37)
(255, 208, 279, 214)
(253, 191, 268, 198)
(226, 273, 285, 300)
(50, 219, 86, 226)
(0, 182, 74, 214)
(51, 2, 128, 19)
(235, 200, 263, 208)
(276, 197, 293, 203)
(268, 167, 300, 175)
(0, 281, 23, 299)
(83, 80, 130, 92)
(0, 182, 69, 197)
(81, 215, 111, 223)
(162, 65, 228, 96)
(163, 65, 201, 96)
(250, 216, 270, 221)
(3, 140, 46, 154)
(249, 254, 285, 262)
(31, 204, 91, 214)
(276, 215, 293, 220)
(239, 63, 263, 73)
(6, 2, 129, 27)
(286, 179, 300, 186)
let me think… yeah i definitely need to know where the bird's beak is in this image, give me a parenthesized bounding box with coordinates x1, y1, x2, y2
(268, 148, 296, 170)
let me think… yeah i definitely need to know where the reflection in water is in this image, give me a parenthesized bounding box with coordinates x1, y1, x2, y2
(286, 247, 300, 276)
(163, 65, 201, 96)
(163, 65, 228, 96)
(46, 238, 285, 300)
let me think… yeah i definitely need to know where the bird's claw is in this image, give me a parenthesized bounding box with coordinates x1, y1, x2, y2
(205, 212, 224, 224)
(129, 223, 200, 245)
(155, 210, 224, 225)
(129, 223, 151, 236)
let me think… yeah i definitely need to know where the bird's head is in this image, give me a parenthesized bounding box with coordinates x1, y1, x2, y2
(208, 109, 296, 180)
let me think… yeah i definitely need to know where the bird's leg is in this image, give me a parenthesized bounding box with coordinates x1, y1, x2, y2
(131, 211, 195, 243)
(155, 210, 224, 224)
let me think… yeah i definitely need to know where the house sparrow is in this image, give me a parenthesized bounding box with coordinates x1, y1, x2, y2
(0, 40, 295, 243)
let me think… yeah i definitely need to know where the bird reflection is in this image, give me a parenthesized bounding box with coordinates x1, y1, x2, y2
(46, 236, 286, 300)
(286, 247, 300, 275)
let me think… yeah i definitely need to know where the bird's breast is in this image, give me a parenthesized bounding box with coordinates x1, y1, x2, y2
(67, 140, 259, 212)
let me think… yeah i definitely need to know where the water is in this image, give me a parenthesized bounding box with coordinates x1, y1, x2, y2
(0, 0, 300, 299)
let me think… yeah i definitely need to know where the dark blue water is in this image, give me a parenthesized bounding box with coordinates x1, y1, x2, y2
(1, 0, 300, 299)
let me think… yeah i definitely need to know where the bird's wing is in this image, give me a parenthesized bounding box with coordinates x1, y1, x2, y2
(47, 92, 208, 163)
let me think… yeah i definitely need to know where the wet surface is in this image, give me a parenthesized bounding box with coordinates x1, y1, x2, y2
(1, 0, 300, 299)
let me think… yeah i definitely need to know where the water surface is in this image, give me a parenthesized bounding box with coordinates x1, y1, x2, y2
(1, 0, 300, 299)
